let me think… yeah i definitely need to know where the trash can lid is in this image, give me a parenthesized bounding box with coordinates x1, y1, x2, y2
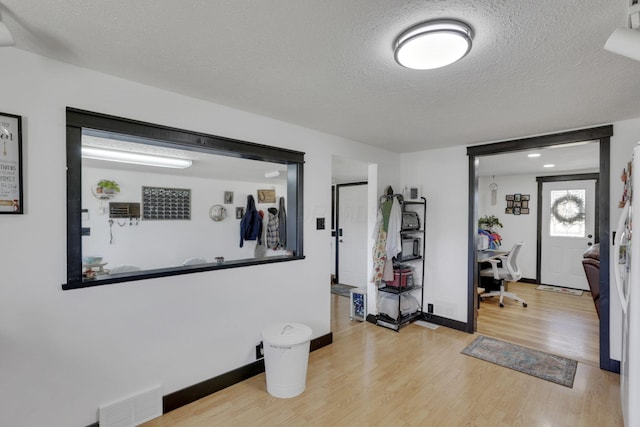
(262, 322, 312, 346)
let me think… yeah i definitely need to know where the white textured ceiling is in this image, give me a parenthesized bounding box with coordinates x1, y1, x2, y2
(2, 0, 638, 153)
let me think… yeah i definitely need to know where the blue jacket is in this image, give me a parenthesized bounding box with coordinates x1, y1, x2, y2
(240, 195, 263, 247)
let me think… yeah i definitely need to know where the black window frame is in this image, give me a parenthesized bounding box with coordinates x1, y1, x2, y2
(63, 107, 304, 290)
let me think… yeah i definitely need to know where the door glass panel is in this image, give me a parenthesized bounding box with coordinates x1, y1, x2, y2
(549, 189, 586, 237)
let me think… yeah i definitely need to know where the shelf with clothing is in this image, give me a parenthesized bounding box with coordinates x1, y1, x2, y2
(372, 194, 427, 331)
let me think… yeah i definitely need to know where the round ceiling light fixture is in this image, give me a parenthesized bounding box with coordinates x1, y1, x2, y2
(394, 19, 474, 70)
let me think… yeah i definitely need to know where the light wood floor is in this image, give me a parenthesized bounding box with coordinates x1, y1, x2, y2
(143, 286, 621, 426)
(477, 281, 600, 367)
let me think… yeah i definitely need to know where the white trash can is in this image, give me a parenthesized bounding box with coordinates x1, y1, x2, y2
(261, 322, 312, 398)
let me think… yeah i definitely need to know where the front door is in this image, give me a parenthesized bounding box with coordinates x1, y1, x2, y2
(337, 184, 368, 287)
(541, 179, 596, 290)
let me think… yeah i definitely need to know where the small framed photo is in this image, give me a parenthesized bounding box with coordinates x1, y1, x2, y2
(224, 191, 234, 204)
(513, 201, 522, 208)
(235, 207, 244, 219)
(521, 200, 529, 209)
(522, 194, 530, 201)
(514, 194, 521, 202)
(507, 200, 513, 208)
(514, 207, 521, 215)
(521, 208, 530, 214)
(506, 194, 515, 201)
(0, 112, 23, 214)
(505, 207, 513, 214)
(257, 189, 276, 203)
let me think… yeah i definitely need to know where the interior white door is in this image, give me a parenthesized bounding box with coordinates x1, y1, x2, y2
(337, 184, 368, 287)
(541, 179, 596, 290)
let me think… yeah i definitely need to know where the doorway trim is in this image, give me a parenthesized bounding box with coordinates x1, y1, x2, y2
(333, 181, 367, 284)
(466, 125, 616, 372)
(536, 173, 600, 285)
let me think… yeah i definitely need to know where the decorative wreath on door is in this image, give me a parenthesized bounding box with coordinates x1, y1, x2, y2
(551, 193, 585, 225)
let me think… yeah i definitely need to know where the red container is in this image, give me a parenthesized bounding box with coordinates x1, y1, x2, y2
(387, 268, 413, 288)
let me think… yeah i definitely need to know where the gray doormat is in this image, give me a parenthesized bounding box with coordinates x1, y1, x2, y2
(536, 285, 583, 296)
(461, 335, 578, 388)
(331, 284, 356, 298)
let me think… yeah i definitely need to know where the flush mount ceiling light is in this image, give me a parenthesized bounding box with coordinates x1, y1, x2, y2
(82, 146, 192, 169)
(264, 170, 282, 178)
(394, 19, 474, 70)
(528, 153, 541, 158)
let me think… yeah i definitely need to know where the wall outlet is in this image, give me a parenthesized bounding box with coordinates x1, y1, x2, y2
(427, 303, 434, 313)
(255, 342, 263, 359)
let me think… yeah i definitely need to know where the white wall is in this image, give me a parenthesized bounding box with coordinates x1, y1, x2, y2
(400, 146, 469, 321)
(478, 174, 537, 279)
(83, 166, 287, 269)
(0, 48, 400, 427)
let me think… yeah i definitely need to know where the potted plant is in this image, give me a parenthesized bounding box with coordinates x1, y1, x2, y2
(478, 214, 503, 232)
(96, 179, 120, 195)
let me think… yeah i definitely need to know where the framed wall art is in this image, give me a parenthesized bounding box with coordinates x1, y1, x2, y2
(505, 194, 530, 215)
(257, 189, 276, 203)
(0, 112, 23, 214)
(224, 191, 233, 204)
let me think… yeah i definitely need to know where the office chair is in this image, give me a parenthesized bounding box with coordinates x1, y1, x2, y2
(479, 242, 527, 308)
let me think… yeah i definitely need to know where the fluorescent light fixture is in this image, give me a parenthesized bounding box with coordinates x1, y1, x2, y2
(0, 20, 14, 47)
(543, 164, 556, 168)
(264, 170, 281, 178)
(528, 153, 541, 158)
(605, 27, 640, 62)
(82, 146, 192, 169)
(394, 19, 474, 70)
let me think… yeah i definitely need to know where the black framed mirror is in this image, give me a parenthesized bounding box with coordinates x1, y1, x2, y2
(64, 108, 304, 290)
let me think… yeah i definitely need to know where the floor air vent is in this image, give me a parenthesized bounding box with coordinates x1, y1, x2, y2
(99, 385, 162, 427)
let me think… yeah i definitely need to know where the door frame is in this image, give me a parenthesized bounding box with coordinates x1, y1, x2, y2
(466, 125, 617, 372)
(333, 181, 367, 284)
(536, 173, 599, 285)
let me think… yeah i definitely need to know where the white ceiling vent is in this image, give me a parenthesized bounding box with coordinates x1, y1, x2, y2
(98, 385, 163, 427)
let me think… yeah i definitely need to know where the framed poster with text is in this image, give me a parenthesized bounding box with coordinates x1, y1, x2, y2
(0, 113, 23, 214)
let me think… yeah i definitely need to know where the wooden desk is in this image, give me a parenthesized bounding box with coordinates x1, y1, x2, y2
(477, 249, 508, 263)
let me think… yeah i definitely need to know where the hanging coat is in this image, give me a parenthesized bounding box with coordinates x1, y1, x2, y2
(254, 210, 267, 258)
(240, 195, 263, 247)
(278, 197, 287, 248)
(266, 208, 280, 249)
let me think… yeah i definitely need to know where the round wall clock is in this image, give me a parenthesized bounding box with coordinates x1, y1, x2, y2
(209, 204, 226, 221)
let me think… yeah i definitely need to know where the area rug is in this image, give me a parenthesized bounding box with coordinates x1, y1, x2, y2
(536, 285, 583, 296)
(331, 284, 356, 298)
(461, 335, 578, 388)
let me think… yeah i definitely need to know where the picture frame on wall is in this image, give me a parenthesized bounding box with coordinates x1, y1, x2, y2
(236, 207, 244, 219)
(0, 112, 23, 214)
(224, 191, 234, 204)
(521, 208, 530, 214)
(257, 189, 276, 203)
(506, 194, 515, 201)
(514, 193, 521, 202)
(514, 207, 521, 215)
(522, 200, 529, 209)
